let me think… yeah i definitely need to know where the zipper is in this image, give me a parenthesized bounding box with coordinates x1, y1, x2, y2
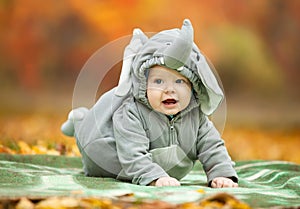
(169, 118, 176, 145)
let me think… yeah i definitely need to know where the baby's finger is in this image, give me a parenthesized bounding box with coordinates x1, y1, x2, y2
(233, 182, 238, 187)
(222, 180, 238, 188)
(211, 179, 221, 188)
(170, 179, 181, 186)
(211, 180, 216, 188)
(155, 181, 162, 187)
(222, 180, 231, 188)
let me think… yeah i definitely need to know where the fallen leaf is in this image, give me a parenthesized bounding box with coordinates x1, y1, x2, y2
(16, 198, 35, 209)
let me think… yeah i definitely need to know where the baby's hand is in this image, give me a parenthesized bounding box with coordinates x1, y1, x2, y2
(150, 176, 181, 187)
(211, 177, 238, 188)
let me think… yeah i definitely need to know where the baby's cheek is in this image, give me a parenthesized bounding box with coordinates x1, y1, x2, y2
(180, 91, 192, 109)
(147, 91, 163, 112)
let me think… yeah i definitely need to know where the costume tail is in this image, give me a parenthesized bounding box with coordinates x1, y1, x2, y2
(61, 107, 89, 137)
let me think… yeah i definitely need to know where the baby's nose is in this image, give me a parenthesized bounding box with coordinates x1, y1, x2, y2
(164, 83, 175, 93)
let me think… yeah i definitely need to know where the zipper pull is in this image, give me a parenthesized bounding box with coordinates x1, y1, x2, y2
(170, 118, 175, 130)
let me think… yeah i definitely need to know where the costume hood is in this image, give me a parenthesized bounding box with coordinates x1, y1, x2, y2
(115, 19, 223, 115)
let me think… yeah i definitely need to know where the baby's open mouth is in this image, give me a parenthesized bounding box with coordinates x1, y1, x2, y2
(162, 99, 178, 105)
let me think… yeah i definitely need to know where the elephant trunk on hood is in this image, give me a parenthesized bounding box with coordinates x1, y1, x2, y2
(162, 19, 194, 69)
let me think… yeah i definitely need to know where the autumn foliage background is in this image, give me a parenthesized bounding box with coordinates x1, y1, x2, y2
(0, 0, 299, 163)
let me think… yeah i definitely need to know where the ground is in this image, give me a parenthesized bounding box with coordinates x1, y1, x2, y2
(0, 113, 299, 164)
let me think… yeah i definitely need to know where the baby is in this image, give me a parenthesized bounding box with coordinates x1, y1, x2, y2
(61, 19, 238, 188)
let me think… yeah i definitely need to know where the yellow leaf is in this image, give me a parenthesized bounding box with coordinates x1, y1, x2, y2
(16, 198, 34, 209)
(46, 149, 60, 156)
(0, 144, 16, 154)
(196, 189, 205, 194)
(17, 141, 33, 154)
(32, 145, 48, 154)
(35, 197, 79, 209)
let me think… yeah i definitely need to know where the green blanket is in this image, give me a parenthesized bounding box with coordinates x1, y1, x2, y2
(0, 154, 299, 208)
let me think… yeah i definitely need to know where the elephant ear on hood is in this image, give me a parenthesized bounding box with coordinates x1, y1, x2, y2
(193, 49, 224, 115)
(114, 28, 148, 97)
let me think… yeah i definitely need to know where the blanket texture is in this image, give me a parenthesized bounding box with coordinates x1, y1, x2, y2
(0, 154, 299, 208)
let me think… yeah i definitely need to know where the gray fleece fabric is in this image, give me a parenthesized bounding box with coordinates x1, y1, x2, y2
(62, 19, 238, 186)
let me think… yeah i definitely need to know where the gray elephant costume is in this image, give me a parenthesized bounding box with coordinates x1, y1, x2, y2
(61, 19, 238, 186)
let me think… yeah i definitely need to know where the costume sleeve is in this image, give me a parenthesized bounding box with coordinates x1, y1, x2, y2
(196, 115, 238, 184)
(113, 100, 168, 185)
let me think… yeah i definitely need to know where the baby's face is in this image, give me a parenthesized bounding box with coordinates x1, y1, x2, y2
(146, 66, 192, 115)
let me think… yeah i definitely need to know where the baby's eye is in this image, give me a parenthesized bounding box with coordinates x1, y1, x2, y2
(154, 79, 163, 84)
(175, 79, 186, 84)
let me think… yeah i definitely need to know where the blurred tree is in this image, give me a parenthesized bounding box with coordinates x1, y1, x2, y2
(220, 0, 300, 96)
(1, 0, 106, 92)
(210, 25, 283, 97)
(0, 0, 299, 98)
(261, 0, 300, 96)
